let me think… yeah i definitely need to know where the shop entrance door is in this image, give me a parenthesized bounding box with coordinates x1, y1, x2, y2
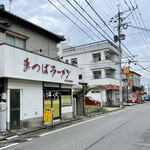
(10, 90, 20, 129)
(44, 90, 61, 119)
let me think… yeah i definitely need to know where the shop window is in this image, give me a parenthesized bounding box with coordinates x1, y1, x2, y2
(61, 89, 72, 107)
(6, 34, 25, 49)
(44, 89, 61, 119)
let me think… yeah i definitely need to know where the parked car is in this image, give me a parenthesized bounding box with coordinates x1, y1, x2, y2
(128, 93, 139, 103)
(85, 96, 100, 106)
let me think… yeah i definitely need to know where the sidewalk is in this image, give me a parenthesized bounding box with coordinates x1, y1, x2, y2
(0, 106, 122, 142)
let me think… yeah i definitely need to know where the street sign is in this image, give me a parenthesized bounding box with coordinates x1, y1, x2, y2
(44, 108, 53, 122)
(127, 74, 133, 81)
(122, 74, 126, 80)
(124, 67, 130, 74)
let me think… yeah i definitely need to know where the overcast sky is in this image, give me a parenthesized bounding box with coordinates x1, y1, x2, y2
(1, 0, 150, 87)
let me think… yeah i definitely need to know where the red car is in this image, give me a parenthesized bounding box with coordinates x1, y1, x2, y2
(85, 96, 100, 106)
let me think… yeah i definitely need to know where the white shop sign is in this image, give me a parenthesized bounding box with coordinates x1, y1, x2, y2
(0, 45, 78, 84)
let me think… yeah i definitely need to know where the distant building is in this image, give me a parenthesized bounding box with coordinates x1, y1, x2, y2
(123, 70, 142, 102)
(60, 40, 121, 106)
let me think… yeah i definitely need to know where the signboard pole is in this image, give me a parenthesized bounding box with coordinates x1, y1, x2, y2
(126, 74, 129, 105)
(51, 108, 54, 127)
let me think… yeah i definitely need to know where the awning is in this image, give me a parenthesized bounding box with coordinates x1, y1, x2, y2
(106, 85, 123, 90)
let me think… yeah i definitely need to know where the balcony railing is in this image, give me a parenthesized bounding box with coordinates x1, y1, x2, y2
(62, 40, 119, 53)
(90, 60, 117, 70)
(93, 75, 116, 80)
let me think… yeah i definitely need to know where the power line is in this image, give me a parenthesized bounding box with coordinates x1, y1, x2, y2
(57, 0, 101, 41)
(67, 0, 114, 41)
(128, 25, 150, 32)
(68, 0, 135, 62)
(47, 0, 95, 42)
(85, 0, 115, 36)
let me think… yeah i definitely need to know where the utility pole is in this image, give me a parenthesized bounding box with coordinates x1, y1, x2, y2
(118, 5, 123, 108)
(112, 5, 137, 108)
(148, 84, 149, 100)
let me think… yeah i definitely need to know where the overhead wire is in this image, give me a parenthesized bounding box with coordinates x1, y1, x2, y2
(115, 0, 150, 62)
(64, 0, 87, 36)
(57, 0, 101, 41)
(66, 0, 114, 41)
(71, 0, 135, 61)
(47, 0, 95, 42)
(49, 0, 150, 75)
(132, 0, 150, 40)
(126, 0, 150, 48)
(88, 0, 135, 60)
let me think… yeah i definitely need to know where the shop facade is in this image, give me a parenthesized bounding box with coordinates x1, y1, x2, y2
(0, 44, 78, 130)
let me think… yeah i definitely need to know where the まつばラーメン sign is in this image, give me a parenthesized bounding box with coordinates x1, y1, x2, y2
(0, 45, 78, 85)
(23, 58, 71, 79)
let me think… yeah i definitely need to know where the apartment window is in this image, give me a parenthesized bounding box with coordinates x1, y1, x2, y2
(65, 59, 69, 63)
(91, 91, 100, 93)
(6, 34, 25, 49)
(93, 53, 101, 62)
(79, 74, 82, 80)
(106, 73, 111, 78)
(106, 55, 110, 60)
(93, 71, 101, 79)
(71, 58, 77, 65)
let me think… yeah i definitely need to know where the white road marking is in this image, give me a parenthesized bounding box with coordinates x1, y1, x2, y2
(40, 107, 131, 137)
(0, 143, 19, 150)
(27, 138, 33, 141)
(6, 135, 19, 140)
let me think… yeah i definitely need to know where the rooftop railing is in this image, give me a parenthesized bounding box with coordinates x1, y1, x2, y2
(62, 40, 119, 53)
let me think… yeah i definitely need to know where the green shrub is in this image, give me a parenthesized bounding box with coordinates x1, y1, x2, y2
(102, 107, 108, 113)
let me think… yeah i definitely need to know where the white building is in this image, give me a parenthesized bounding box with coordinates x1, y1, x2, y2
(0, 5, 78, 130)
(61, 41, 121, 106)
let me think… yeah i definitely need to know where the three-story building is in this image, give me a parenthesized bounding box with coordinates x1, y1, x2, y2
(61, 40, 121, 106)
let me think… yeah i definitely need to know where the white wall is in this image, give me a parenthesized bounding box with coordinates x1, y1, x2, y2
(133, 74, 141, 87)
(7, 79, 43, 123)
(86, 91, 101, 101)
(86, 90, 107, 103)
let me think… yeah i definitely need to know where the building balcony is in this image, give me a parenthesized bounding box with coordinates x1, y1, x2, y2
(88, 78, 120, 86)
(90, 60, 117, 70)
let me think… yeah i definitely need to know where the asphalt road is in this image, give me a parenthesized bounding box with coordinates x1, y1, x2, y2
(1, 102, 150, 150)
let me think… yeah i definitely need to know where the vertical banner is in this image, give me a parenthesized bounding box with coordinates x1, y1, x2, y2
(124, 67, 130, 74)
(44, 108, 52, 122)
